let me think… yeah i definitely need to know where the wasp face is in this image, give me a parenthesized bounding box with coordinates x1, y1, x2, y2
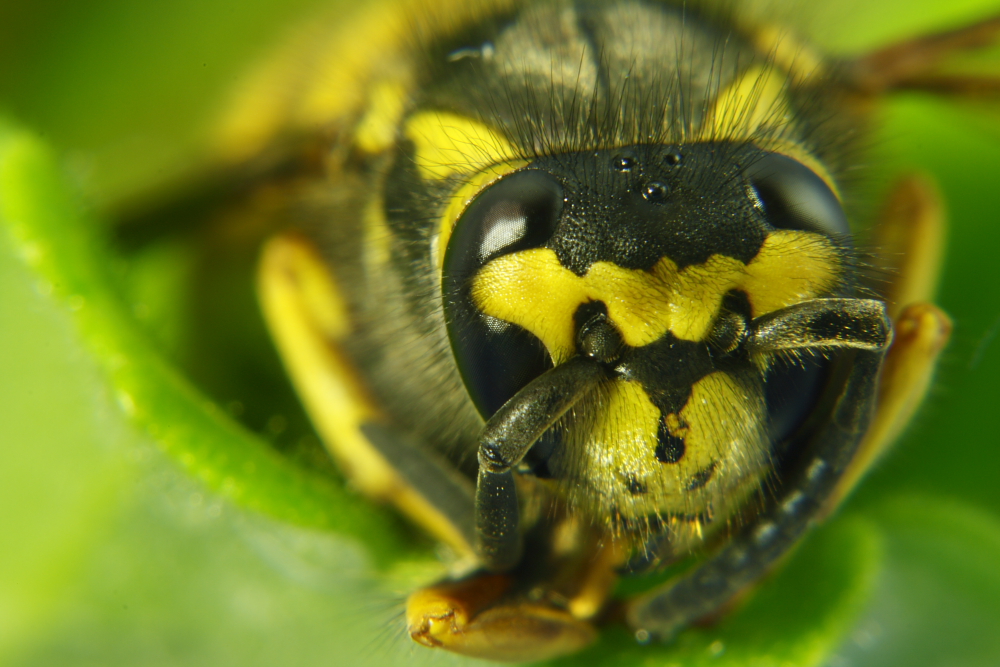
(442, 138, 853, 537)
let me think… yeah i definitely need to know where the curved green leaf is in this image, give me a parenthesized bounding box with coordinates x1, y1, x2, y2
(0, 118, 416, 566)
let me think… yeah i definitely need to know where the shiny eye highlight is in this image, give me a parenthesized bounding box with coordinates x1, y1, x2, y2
(442, 169, 564, 417)
(745, 153, 850, 237)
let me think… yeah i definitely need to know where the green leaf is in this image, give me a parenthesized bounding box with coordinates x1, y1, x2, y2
(552, 517, 882, 667)
(0, 118, 416, 566)
(832, 496, 1000, 667)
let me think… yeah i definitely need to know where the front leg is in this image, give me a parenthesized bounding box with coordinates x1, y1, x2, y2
(626, 300, 892, 641)
(475, 356, 606, 571)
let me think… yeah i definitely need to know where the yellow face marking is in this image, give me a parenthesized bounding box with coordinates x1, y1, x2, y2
(561, 373, 768, 530)
(404, 111, 520, 180)
(742, 231, 842, 314)
(435, 161, 529, 270)
(471, 230, 841, 363)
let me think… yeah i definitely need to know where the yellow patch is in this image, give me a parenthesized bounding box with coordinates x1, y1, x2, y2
(471, 231, 841, 363)
(705, 65, 790, 142)
(562, 373, 768, 534)
(259, 234, 475, 559)
(749, 24, 825, 86)
(701, 64, 840, 199)
(742, 231, 841, 315)
(405, 111, 520, 180)
(355, 79, 411, 154)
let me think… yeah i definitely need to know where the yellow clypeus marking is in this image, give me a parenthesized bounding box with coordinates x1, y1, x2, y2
(471, 230, 841, 363)
(563, 372, 768, 530)
(405, 111, 520, 180)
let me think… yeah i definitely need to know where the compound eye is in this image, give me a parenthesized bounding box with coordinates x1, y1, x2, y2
(447, 169, 563, 268)
(745, 152, 850, 237)
(442, 169, 564, 418)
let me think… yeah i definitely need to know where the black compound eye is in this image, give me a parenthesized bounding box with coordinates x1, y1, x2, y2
(745, 152, 850, 237)
(447, 169, 563, 268)
(442, 169, 564, 418)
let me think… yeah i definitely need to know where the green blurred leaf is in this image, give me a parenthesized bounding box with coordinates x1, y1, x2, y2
(554, 517, 882, 667)
(830, 496, 1000, 667)
(0, 118, 416, 566)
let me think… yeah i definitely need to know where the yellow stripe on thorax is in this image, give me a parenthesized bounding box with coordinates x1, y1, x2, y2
(471, 231, 841, 363)
(701, 64, 840, 199)
(405, 111, 521, 180)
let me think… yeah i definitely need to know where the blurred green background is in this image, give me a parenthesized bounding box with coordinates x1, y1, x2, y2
(1, 1, 999, 666)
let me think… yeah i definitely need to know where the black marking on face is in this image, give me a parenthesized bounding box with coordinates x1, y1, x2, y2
(616, 331, 717, 415)
(655, 425, 686, 464)
(626, 474, 649, 496)
(686, 461, 717, 491)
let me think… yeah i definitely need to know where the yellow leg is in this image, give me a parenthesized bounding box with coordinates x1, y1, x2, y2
(827, 176, 952, 508)
(406, 527, 622, 662)
(407, 575, 597, 663)
(869, 175, 945, 320)
(257, 232, 476, 559)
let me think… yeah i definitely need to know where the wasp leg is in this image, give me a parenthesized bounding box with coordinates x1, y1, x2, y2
(869, 175, 945, 320)
(258, 233, 477, 558)
(828, 175, 952, 507)
(407, 573, 598, 662)
(626, 300, 891, 642)
(475, 357, 605, 571)
(848, 14, 1000, 96)
(407, 512, 624, 662)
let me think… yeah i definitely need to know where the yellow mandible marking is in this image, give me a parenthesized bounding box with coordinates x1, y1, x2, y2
(405, 111, 520, 180)
(471, 231, 841, 363)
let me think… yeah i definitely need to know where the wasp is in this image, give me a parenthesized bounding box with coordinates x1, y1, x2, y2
(158, 0, 998, 661)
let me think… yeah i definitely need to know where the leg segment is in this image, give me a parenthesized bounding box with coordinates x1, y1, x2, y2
(626, 298, 892, 641)
(258, 233, 477, 558)
(475, 356, 605, 571)
(828, 175, 952, 507)
(848, 14, 1000, 96)
(627, 347, 886, 641)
